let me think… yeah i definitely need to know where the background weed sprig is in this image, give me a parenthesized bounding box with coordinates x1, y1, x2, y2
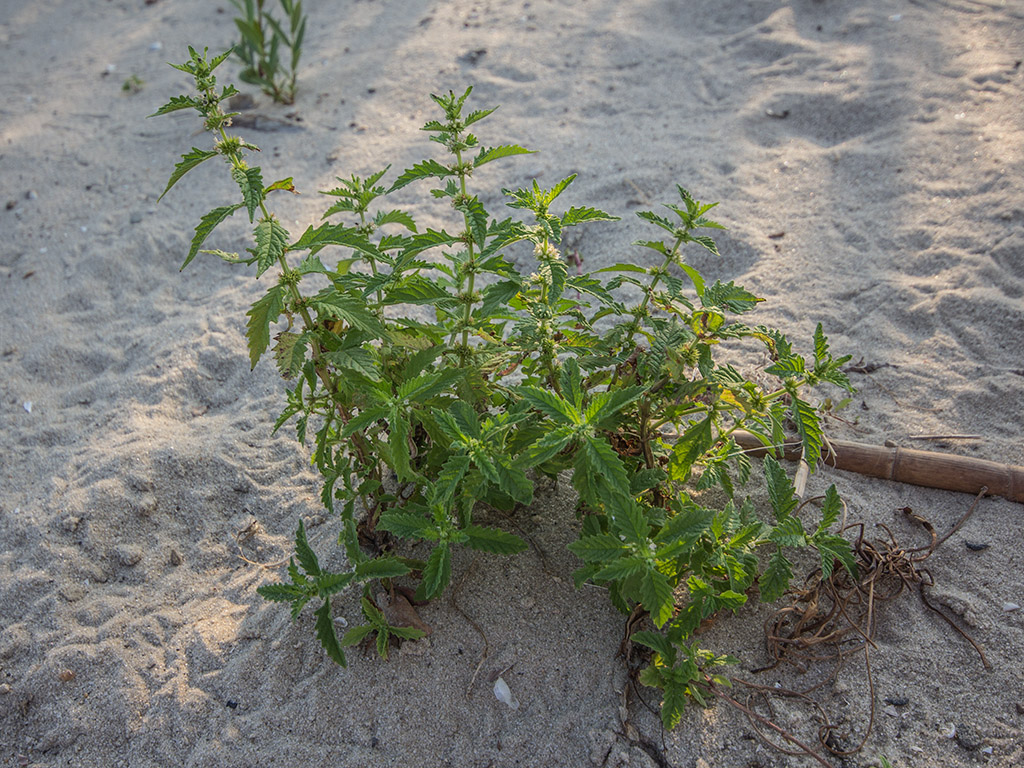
(230, 0, 305, 104)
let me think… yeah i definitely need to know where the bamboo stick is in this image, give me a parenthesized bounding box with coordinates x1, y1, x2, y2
(731, 431, 1024, 504)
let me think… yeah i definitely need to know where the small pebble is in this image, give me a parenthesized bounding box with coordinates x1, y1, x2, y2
(129, 211, 143, 224)
(965, 541, 990, 551)
(1003, 602, 1020, 612)
(885, 696, 910, 707)
(982, 746, 993, 755)
(169, 549, 182, 566)
(115, 545, 143, 567)
(149, 41, 162, 51)
(0, 683, 10, 694)
(1015, 703, 1024, 715)
(954, 723, 983, 751)
(61, 516, 81, 532)
(22, 401, 32, 413)
(25, 190, 37, 200)
(333, 616, 348, 627)
(226, 700, 238, 709)
(883, 705, 899, 717)
(58, 669, 75, 682)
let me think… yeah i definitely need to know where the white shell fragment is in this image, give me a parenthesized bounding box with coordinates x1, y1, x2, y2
(22, 401, 32, 413)
(1003, 602, 1020, 612)
(493, 677, 519, 710)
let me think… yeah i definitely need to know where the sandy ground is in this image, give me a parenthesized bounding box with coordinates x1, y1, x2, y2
(2, 0, 1023, 766)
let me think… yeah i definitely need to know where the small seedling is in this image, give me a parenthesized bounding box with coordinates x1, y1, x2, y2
(230, 0, 305, 104)
(122, 75, 145, 94)
(154, 47, 856, 730)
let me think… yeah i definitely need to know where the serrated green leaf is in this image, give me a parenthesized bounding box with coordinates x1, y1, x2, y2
(339, 624, 374, 647)
(233, 166, 265, 222)
(463, 107, 496, 127)
(789, 393, 824, 469)
(764, 355, 806, 378)
(254, 217, 289, 277)
(594, 556, 647, 582)
(641, 567, 675, 628)
(769, 516, 807, 548)
(661, 684, 689, 730)
(586, 386, 645, 427)
(374, 209, 418, 232)
(562, 206, 619, 226)
(401, 228, 460, 256)
(759, 549, 792, 603)
(582, 435, 631, 492)
(493, 460, 533, 505)
(324, 345, 380, 381)
(314, 600, 347, 666)
(158, 147, 217, 202)
(388, 159, 451, 192)
(762, 455, 799, 521)
(316, 571, 355, 596)
(630, 467, 667, 496)
(813, 323, 829, 366)
(257, 582, 308, 602)
(637, 209, 676, 233)
(454, 194, 488, 248)
(668, 417, 713, 483)
(463, 525, 528, 554)
(183, 204, 243, 270)
(654, 505, 714, 558)
(293, 518, 320, 576)
(245, 284, 285, 368)
(678, 263, 706, 295)
(149, 94, 199, 118)
(523, 425, 574, 467)
(389, 625, 427, 641)
(377, 510, 437, 540)
(418, 542, 451, 600)
(311, 290, 385, 335)
(519, 386, 579, 425)
(690, 234, 719, 256)
(567, 533, 627, 563)
(609, 501, 649, 548)
(290, 222, 383, 259)
(817, 484, 842, 535)
(815, 533, 857, 581)
(355, 557, 412, 582)
(474, 144, 534, 167)
(273, 331, 307, 379)
(297, 253, 329, 275)
(432, 453, 471, 507)
(701, 281, 761, 313)
(630, 630, 674, 660)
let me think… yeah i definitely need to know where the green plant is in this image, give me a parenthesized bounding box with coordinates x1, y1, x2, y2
(122, 74, 145, 94)
(153, 48, 857, 730)
(230, 0, 305, 104)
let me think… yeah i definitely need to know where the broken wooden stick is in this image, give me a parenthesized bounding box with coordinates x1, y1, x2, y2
(732, 431, 1024, 503)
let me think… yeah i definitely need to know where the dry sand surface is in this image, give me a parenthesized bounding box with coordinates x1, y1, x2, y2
(2, 0, 1024, 766)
